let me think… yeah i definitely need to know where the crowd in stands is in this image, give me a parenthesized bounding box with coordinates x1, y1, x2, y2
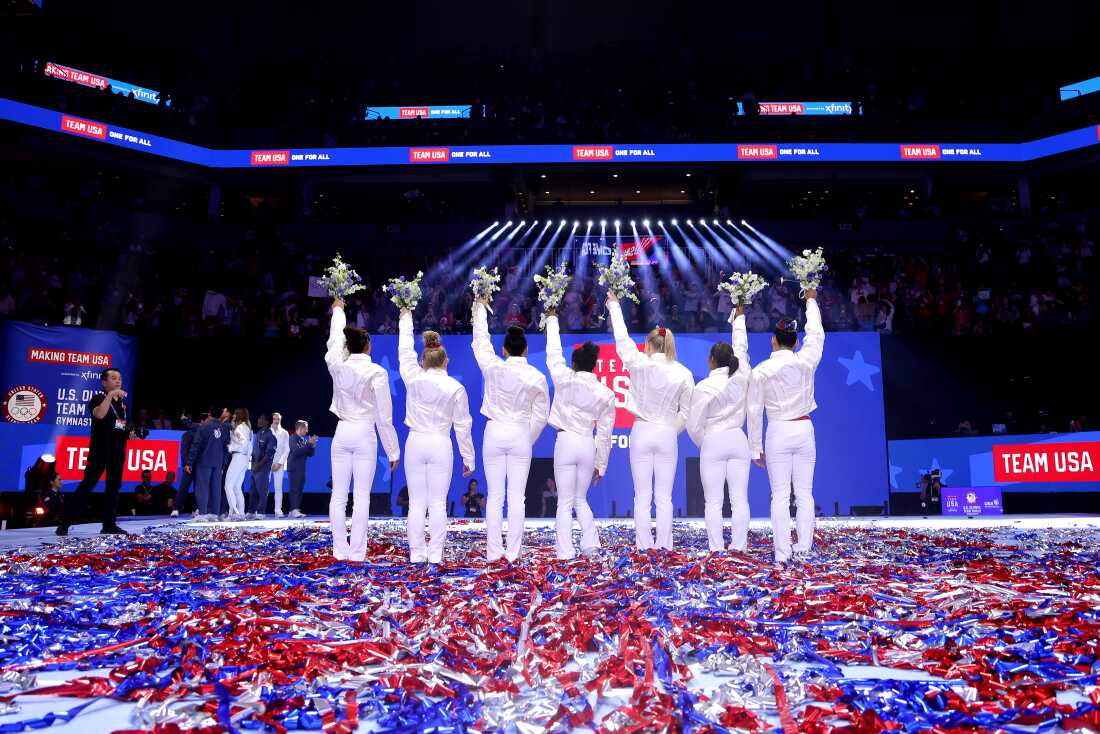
(1, 198, 1094, 342)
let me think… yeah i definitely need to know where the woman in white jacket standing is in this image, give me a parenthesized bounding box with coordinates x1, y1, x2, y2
(471, 300, 549, 563)
(326, 298, 401, 561)
(223, 408, 252, 520)
(398, 307, 476, 564)
(270, 413, 289, 517)
(605, 294, 695, 550)
(687, 304, 752, 552)
(544, 310, 616, 560)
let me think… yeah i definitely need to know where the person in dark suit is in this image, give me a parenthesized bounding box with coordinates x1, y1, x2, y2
(286, 420, 317, 518)
(57, 368, 132, 536)
(186, 408, 230, 520)
(247, 414, 277, 518)
(174, 412, 200, 516)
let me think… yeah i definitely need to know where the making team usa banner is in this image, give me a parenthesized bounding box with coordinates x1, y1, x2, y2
(0, 321, 137, 429)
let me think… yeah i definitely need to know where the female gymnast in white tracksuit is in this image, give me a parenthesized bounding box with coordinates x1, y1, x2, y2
(606, 294, 695, 551)
(270, 413, 289, 516)
(224, 409, 252, 520)
(544, 312, 616, 560)
(325, 299, 401, 561)
(747, 290, 825, 563)
(471, 300, 550, 562)
(687, 304, 753, 552)
(398, 309, 476, 564)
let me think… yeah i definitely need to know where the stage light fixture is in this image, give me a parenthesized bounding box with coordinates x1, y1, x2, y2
(540, 174, 547, 178)
(741, 219, 748, 225)
(685, 173, 692, 177)
(634, 190, 641, 194)
(612, 173, 619, 178)
(726, 219, 733, 225)
(589, 190, 596, 194)
(506, 221, 513, 226)
(600, 219, 607, 226)
(614, 220, 621, 228)
(671, 219, 678, 226)
(643, 219, 650, 227)
(657, 220, 663, 226)
(630, 220, 636, 227)
(493, 221, 500, 226)
(687, 219, 694, 225)
(713, 219, 719, 225)
(587, 220, 593, 227)
(573, 220, 579, 227)
(559, 219, 566, 226)
(544, 191, 550, 195)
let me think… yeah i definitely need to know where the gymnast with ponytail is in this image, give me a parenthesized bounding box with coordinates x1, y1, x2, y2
(605, 292, 696, 551)
(686, 302, 753, 553)
(396, 305, 475, 564)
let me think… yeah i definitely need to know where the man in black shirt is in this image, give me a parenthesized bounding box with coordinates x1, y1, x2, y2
(462, 479, 485, 518)
(132, 470, 155, 515)
(57, 368, 131, 536)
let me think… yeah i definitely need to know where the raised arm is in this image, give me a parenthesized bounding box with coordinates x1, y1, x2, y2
(398, 310, 421, 384)
(606, 297, 644, 372)
(798, 294, 824, 369)
(471, 301, 500, 372)
(452, 385, 476, 471)
(544, 314, 572, 387)
(747, 371, 765, 460)
(325, 302, 347, 367)
(732, 308, 751, 378)
(370, 370, 401, 463)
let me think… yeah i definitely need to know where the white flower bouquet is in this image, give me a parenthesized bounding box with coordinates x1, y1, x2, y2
(382, 271, 424, 311)
(596, 251, 640, 304)
(786, 247, 828, 292)
(469, 266, 502, 306)
(718, 270, 769, 306)
(533, 263, 572, 330)
(319, 254, 366, 299)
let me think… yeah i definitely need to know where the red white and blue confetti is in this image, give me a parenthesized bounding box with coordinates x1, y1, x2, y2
(1, 520, 1098, 732)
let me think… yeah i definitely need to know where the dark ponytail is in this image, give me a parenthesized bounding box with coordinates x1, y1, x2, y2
(709, 342, 738, 376)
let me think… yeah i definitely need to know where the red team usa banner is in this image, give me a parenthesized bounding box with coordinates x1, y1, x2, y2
(54, 436, 180, 482)
(993, 441, 1099, 482)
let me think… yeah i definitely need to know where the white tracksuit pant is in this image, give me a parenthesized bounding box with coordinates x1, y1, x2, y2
(224, 453, 249, 516)
(553, 430, 599, 560)
(329, 420, 379, 561)
(700, 427, 751, 552)
(765, 419, 817, 562)
(483, 420, 533, 562)
(629, 420, 678, 550)
(405, 431, 453, 563)
(272, 469, 285, 514)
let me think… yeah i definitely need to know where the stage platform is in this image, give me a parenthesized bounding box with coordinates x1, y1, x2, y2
(1, 514, 1098, 732)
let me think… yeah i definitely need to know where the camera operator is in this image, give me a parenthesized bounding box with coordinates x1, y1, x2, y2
(918, 469, 943, 514)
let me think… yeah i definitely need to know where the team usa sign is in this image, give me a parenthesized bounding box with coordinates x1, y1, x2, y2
(993, 441, 1098, 482)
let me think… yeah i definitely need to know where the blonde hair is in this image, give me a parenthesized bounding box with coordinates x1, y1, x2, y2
(422, 330, 448, 369)
(646, 327, 677, 361)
